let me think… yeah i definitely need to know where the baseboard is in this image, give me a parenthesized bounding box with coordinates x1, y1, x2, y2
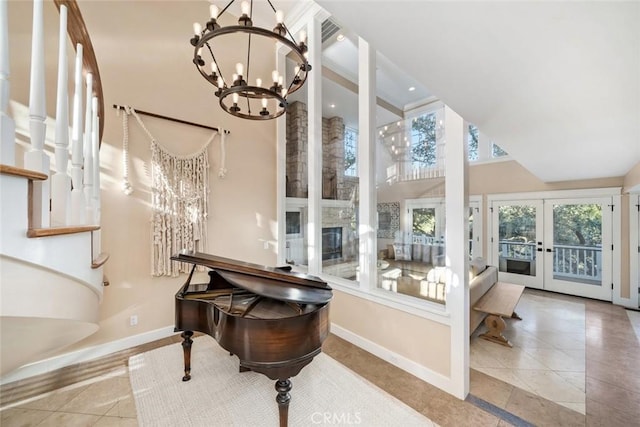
(329, 323, 454, 396)
(1, 325, 177, 385)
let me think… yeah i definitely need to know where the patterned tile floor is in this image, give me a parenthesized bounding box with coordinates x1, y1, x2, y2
(2, 289, 639, 426)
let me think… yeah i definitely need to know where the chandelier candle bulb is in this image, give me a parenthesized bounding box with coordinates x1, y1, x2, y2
(256, 78, 262, 87)
(241, 1, 250, 16)
(233, 93, 239, 104)
(236, 63, 243, 76)
(275, 10, 284, 24)
(262, 98, 268, 108)
(272, 70, 279, 83)
(211, 62, 217, 73)
(209, 4, 218, 18)
(299, 30, 307, 44)
(193, 22, 201, 35)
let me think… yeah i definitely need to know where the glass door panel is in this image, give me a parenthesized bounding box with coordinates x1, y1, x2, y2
(491, 200, 544, 288)
(543, 198, 612, 301)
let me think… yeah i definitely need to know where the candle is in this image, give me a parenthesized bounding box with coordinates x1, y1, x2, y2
(241, 1, 250, 16)
(193, 22, 201, 35)
(210, 4, 219, 18)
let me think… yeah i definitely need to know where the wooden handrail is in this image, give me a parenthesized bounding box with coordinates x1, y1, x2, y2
(53, 0, 104, 143)
(0, 165, 48, 181)
(91, 252, 110, 269)
(27, 225, 100, 238)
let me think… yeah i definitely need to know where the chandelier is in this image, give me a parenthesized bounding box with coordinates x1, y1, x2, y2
(190, 0, 311, 120)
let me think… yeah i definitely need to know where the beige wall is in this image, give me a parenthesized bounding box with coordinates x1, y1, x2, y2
(331, 291, 451, 376)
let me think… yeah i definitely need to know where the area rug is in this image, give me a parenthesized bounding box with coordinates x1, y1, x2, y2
(129, 337, 435, 426)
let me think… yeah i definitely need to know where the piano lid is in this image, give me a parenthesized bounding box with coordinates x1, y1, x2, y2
(172, 251, 332, 304)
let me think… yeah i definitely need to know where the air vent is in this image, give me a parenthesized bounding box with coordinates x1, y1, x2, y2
(321, 18, 340, 43)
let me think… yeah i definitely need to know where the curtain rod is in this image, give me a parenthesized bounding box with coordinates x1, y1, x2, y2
(113, 104, 229, 134)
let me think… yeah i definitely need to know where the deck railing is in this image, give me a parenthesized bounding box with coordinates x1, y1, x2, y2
(499, 240, 602, 282)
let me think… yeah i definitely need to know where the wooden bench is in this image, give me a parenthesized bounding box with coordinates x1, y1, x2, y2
(472, 282, 525, 347)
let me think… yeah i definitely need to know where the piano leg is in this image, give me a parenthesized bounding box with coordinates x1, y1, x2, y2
(180, 331, 194, 381)
(275, 379, 291, 427)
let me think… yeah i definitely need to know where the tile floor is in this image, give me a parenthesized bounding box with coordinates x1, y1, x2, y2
(1, 289, 639, 426)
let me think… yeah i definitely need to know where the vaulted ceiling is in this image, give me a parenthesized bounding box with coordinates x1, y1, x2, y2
(317, 0, 640, 182)
(7, 1, 639, 183)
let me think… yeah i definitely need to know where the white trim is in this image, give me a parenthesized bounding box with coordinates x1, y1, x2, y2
(487, 187, 621, 203)
(330, 323, 454, 396)
(611, 195, 625, 306)
(627, 194, 639, 308)
(0, 326, 176, 385)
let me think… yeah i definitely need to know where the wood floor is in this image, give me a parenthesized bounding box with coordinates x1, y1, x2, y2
(1, 290, 639, 426)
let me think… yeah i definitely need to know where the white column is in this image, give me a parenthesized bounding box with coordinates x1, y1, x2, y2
(83, 73, 94, 223)
(70, 44, 86, 225)
(0, 0, 15, 166)
(444, 105, 469, 399)
(24, 0, 50, 228)
(50, 5, 71, 226)
(306, 16, 322, 275)
(358, 37, 376, 289)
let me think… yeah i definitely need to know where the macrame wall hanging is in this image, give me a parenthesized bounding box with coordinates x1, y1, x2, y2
(119, 106, 227, 276)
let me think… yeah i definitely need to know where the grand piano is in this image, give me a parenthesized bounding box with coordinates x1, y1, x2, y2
(172, 251, 332, 427)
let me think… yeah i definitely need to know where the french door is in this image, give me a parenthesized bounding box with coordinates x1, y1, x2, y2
(491, 197, 613, 301)
(543, 197, 612, 300)
(491, 200, 544, 289)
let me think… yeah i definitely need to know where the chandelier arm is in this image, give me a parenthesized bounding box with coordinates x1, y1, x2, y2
(205, 42, 227, 88)
(246, 33, 252, 85)
(245, 33, 252, 114)
(265, 0, 277, 13)
(219, 0, 235, 18)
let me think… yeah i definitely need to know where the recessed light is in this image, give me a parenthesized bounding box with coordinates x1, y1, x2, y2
(336, 34, 345, 42)
(330, 104, 335, 108)
(408, 86, 415, 91)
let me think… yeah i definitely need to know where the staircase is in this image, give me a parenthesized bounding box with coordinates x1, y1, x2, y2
(0, 0, 107, 376)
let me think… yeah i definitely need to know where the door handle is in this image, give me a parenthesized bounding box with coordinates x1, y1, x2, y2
(537, 248, 543, 252)
(546, 248, 554, 252)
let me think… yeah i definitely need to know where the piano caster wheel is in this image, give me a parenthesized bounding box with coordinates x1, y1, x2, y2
(182, 374, 191, 382)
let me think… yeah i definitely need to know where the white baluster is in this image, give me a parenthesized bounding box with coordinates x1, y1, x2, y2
(0, 0, 15, 165)
(51, 5, 71, 226)
(24, 0, 50, 228)
(70, 43, 86, 225)
(92, 102, 101, 258)
(83, 73, 94, 223)
(91, 98, 100, 223)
